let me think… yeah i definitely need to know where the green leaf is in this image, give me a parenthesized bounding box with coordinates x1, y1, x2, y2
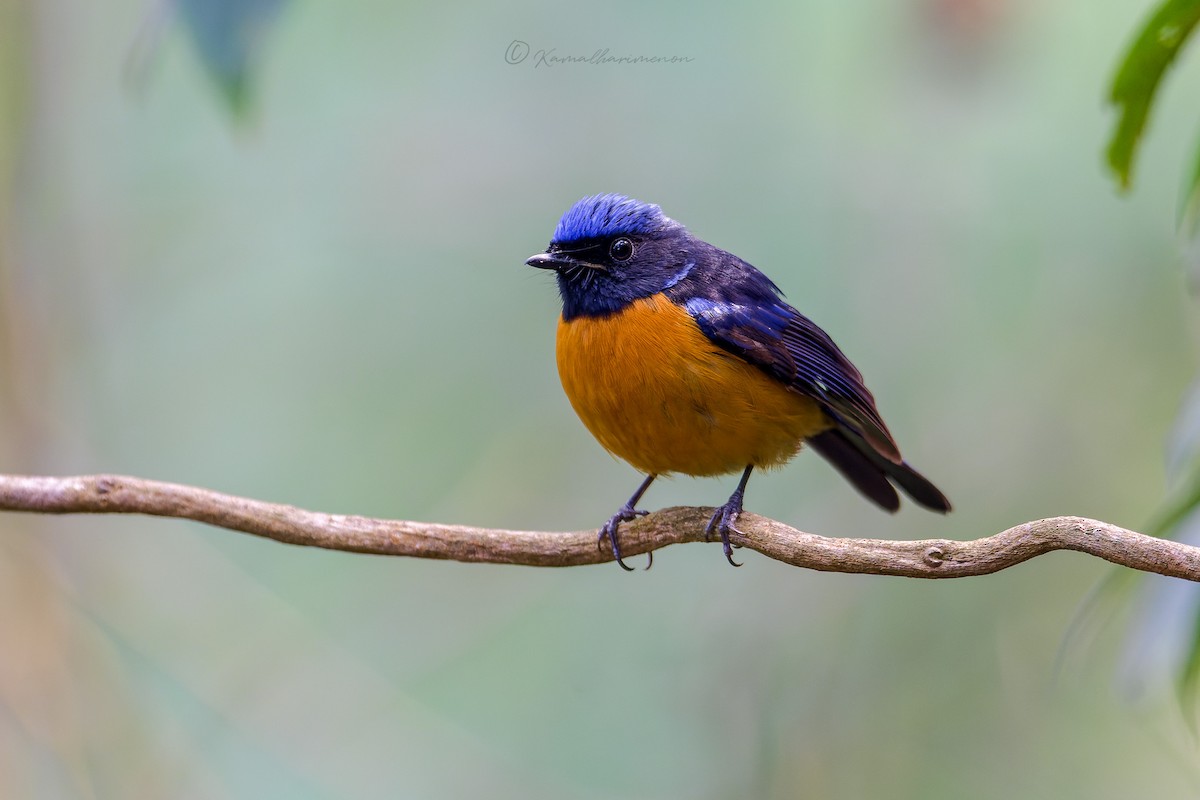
(1110, 509, 1200, 713)
(1093, 379, 1200, 711)
(175, 0, 289, 116)
(1106, 0, 1200, 190)
(1147, 468, 1200, 537)
(1142, 379, 1200, 536)
(1178, 594, 1200, 725)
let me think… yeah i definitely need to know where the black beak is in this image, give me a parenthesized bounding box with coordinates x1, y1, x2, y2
(525, 252, 576, 271)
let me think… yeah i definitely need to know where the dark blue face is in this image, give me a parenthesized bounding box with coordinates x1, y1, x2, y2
(526, 194, 697, 319)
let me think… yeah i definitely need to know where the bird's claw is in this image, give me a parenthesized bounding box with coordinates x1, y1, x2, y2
(599, 506, 652, 571)
(705, 502, 744, 567)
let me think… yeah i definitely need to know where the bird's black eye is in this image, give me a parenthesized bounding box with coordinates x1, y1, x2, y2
(609, 237, 634, 262)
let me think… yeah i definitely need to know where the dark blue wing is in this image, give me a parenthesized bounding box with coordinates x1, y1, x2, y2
(682, 295, 902, 464)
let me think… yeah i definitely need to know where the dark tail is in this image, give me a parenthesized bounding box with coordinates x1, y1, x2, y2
(808, 429, 951, 514)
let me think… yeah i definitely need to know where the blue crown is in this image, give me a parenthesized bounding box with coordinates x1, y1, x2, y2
(552, 194, 674, 244)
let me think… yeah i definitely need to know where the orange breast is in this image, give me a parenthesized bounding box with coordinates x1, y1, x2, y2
(556, 293, 832, 477)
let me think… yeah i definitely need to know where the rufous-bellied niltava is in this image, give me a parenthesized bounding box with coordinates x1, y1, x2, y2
(527, 194, 950, 570)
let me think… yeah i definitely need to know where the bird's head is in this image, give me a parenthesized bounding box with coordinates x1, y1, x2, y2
(527, 194, 693, 319)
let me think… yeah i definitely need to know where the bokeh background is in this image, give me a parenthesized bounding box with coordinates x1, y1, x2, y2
(2, 0, 1199, 797)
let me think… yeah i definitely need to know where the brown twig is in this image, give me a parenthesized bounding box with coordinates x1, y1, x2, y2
(0, 472, 1193, 579)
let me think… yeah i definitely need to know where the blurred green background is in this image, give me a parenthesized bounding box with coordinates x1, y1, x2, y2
(2, 0, 1199, 797)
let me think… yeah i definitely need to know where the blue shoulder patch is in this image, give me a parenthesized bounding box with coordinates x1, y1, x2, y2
(683, 297, 792, 338)
(552, 194, 675, 244)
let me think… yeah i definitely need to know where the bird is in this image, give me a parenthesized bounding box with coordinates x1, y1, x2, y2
(526, 193, 950, 569)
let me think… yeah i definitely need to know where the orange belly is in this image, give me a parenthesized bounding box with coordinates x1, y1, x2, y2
(556, 293, 832, 477)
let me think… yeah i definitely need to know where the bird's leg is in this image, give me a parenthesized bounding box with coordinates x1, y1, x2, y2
(705, 465, 754, 567)
(599, 473, 657, 571)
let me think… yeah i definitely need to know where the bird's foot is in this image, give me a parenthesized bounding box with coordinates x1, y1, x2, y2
(705, 496, 745, 568)
(599, 504, 652, 571)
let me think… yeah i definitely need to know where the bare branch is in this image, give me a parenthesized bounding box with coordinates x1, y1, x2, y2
(0, 473, 1194, 579)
